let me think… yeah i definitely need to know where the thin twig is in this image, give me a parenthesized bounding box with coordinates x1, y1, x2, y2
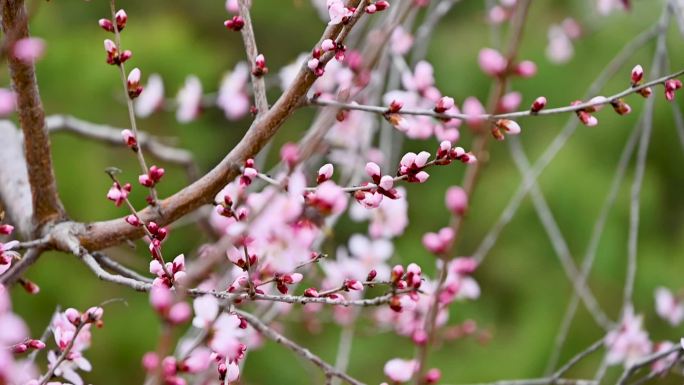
(237, 0, 268, 117)
(236, 309, 366, 385)
(36, 322, 87, 385)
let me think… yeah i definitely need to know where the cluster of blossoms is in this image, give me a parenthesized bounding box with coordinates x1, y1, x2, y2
(0, 302, 104, 385)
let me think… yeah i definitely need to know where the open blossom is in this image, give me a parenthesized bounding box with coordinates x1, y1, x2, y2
(135, 74, 164, 117)
(605, 307, 652, 367)
(390, 27, 414, 55)
(384, 358, 417, 383)
(327, 0, 353, 25)
(176, 75, 202, 123)
(150, 254, 186, 287)
(351, 187, 408, 239)
(654, 287, 684, 326)
(217, 62, 251, 120)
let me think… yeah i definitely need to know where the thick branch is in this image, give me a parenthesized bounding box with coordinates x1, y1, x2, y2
(1, 0, 64, 230)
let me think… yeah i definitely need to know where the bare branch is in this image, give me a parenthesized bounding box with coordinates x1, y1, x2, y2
(308, 69, 684, 123)
(1, 0, 64, 230)
(45, 115, 199, 180)
(237, 0, 268, 117)
(236, 309, 366, 385)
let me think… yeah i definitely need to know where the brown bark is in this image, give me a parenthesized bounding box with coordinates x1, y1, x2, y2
(1, 0, 64, 233)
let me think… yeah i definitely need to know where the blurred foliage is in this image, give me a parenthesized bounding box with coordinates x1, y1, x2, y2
(6, 0, 684, 384)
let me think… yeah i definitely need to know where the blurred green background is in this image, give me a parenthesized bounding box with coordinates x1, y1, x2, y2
(7, 0, 684, 384)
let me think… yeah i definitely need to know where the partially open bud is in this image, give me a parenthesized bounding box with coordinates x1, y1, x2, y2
(631, 65, 643, 86)
(224, 16, 245, 31)
(121, 129, 137, 149)
(115, 9, 128, 31)
(495, 119, 521, 135)
(127, 68, 143, 99)
(530, 96, 547, 113)
(434, 96, 455, 113)
(317, 163, 334, 184)
(253, 54, 268, 77)
(99, 18, 115, 33)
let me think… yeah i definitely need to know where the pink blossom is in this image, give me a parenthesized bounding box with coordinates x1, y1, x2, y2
(308, 181, 347, 215)
(546, 25, 574, 64)
(176, 75, 202, 123)
(225, 0, 239, 13)
(218, 62, 251, 120)
(650, 341, 678, 374)
(499, 91, 522, 112)
(13, 38, 45, 63)
(445, 186, 468, 216)
(384, 358, 417, 382)
(462, 97, 486, 128)
(478, 48, 507, 77)
(327, 0, 353, 25)
(135, 74, 165, 118)
(390, 27, 414, 55)
(654, 287, 684, 326)
(605, 307, 652, 367)
(351, 187, 408, 239)
(422, 227, 454, 255)
(401, 61, 436, 94)
(515, 60, 537, 78)
(106, 182, 131, 207)
(192, 295, 219, 329)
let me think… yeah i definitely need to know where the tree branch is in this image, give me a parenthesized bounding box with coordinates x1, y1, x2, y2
(237, 0, 268, 117)
(1, 0, 64, 231)
(236, 309, 366, 385)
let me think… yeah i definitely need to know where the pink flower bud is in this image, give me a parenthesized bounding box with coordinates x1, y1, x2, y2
(28, 339, 46, 350)
(365, 162, 381, 179)
(445, 186, 468, 216)
(531, 96, 547, 113)
(0, 224, 14, 235)
(99, 18, 115, 33)
(495, 119, 521, 135)
(121, 129, 137, 148)
(65, 308, 81, 325)
(12, 344, 27, 354)
(434, 96, 455, 113)
(139, 174, 153, 187)
(168, 302, 191, 324)
(478, 48, 507, 76)
(307, 58, 320, 71)
(367, 269, 377, 281)
(115, 9, 127, 31)
(119, 50, 132, 63)
(498, 91, 521, 113)
(280, 143, 299, 169)
(412, 329, 428, 345)
(321, 39, 335, 51)
(125, 214, 141, 227)
(424, 368, 442, 384)
(463, 97, 486, 128)
(345, 279, 363, 291)
(415, 171, 430, 183)
(391, 265, 404, 283)
(142, 352, 160, 372)
(304, 288, 319, 297)
(317, 163, 334, 183)
(224, 16, 245, 31)
(149, 165, 165, 182)
(611, 99, 631, 115)
(379, 175, 394, 190)
(631, 65, 643, 86)
(375, 0, 390, 11)
(253, 54, 268, 76)
(104, 39, 116, 54)
(515, 60, 537, 78)
(85, 306, 104, 322)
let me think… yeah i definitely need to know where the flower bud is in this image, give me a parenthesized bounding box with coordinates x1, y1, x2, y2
(317, 163, 334, 184)
(530, 96, 547, 113)
(115, 9, 127, 31)
(99, 18, 115, 33)
(631, 65, 643, 86)
(495, 119, 521, 135)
